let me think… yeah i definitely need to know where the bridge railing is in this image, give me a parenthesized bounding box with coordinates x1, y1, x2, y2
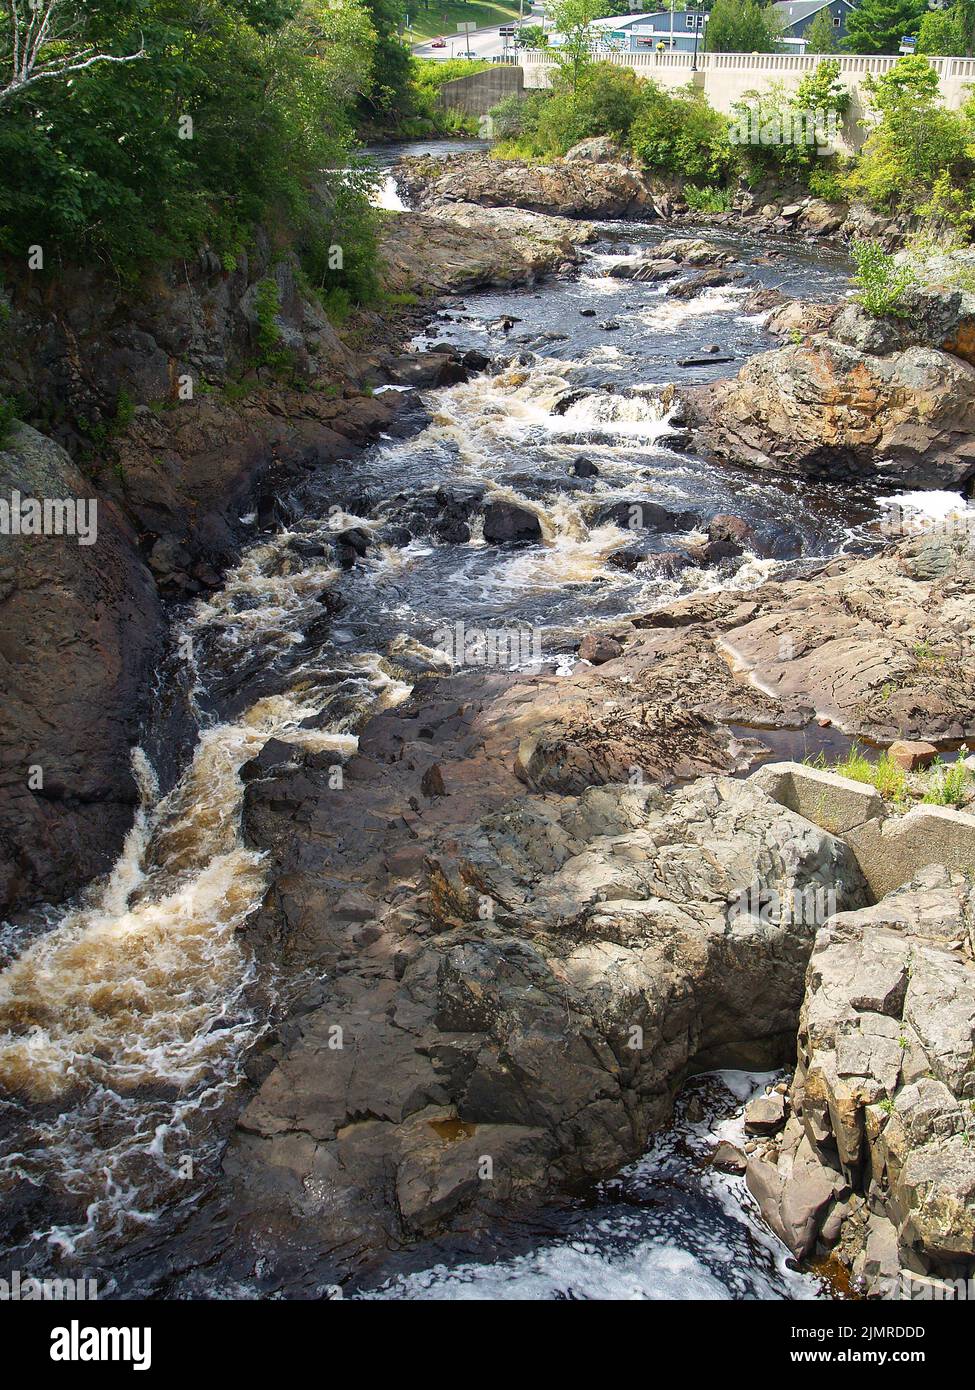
(519, 48, 975, 78)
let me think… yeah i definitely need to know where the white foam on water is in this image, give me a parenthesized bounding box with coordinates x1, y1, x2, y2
(360, 1071, 828, 1302)
(640, 285, 748, 331)
(882, 489, 974, 522)
(371, 174, 406, 212)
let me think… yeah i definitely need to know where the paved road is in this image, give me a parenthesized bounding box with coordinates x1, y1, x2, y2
(411, 22, 526, 60)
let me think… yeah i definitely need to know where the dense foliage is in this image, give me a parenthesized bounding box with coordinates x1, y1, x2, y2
(843, 0, 928, 54)
(846, 54, 975, 223)
(0, 0, 387, 293)
(916, 0, 975, 56)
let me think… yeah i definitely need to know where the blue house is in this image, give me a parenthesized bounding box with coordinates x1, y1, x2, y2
(581, 1, 855, 53)
(773, 0, 856, 46)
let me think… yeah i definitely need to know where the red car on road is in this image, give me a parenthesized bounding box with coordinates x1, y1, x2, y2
(431, 35, 446, 47)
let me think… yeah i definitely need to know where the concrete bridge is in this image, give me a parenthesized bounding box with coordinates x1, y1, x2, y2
(517, 49, 975, 151)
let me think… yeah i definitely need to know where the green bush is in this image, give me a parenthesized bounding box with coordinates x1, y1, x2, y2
(487, 90, 553, 144)
(731, 62, 851, 182)
(844, 56, 974, 215)
(850, 239, 916, 317)
(630, 82, 733, 185)
(682, 185, 731, 213)
(533, 64, 645, 155)
(922, 757, 971, 807)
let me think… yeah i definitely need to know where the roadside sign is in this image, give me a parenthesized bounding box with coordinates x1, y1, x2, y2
(457, 21, 476, 30)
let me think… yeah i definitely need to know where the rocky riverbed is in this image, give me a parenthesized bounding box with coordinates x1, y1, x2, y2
(2, 141, 975, 1301)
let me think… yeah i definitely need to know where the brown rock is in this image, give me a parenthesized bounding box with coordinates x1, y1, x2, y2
(888, 739, 938, 771)
(578, 633, 623, 665)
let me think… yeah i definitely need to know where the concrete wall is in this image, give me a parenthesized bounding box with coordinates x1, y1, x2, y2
(521, 50, 975, 152)
(751, 762, 975, 901)
(436, 66, 524, 119)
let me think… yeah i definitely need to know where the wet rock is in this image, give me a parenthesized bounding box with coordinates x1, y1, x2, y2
(648, 549, 696, 578)
(394, 152, 656, 220)
(607, 546, 645, 573)
(225, 773, 868, 1279)
(712, 1140, 748, 1174)
(482, 499, 542, 546)
(668, 268, 745, 300)
(334, 526, 371, 568)
(752, 868, 975, 1293)
(0, 424, 163, 918)
(686, 338, 975, 489)
(594, 498, 699, 534)
(578, 633, 622, 665)
(382, 352, 467, 388)
(609, 257, 681, 284)
(570, 457, 599, 478)
(703, 514, 755, 561)
(764, 299, 841, 340)
(380, 203, 596, 296)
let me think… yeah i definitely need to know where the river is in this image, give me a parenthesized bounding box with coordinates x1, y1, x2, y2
(0, 142, 891, 1299)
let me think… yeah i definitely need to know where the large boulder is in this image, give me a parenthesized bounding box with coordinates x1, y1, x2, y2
(482, 498, 542, 545)
(394, 152, 656, 220)
(686, 337, 975, 490)
(380, 204, 595, 296)
(0, 424, 163, 917)
(222, 773, 868, 1284)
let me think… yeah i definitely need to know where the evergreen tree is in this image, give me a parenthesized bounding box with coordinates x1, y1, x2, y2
(844, 0, 928, 54)
(705, 0, 782, 52)
(805, 5, 840, 52)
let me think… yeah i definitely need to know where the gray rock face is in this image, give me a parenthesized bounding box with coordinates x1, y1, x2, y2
(0, 425, 163, 916)
(746, 866, 975, 1295)
(222, 773, 867, 1284)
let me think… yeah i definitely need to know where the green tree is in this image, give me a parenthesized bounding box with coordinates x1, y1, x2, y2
(917, 1, 975, 54)
(805, 5, 840, 52)
(516, 24, 549, 47)
(550, 0, 605, 91)
(534, 61, 643, 149)
(705, 0, 782, 52)
(0, 0, 380, 285)
(844, 0, 927, 54)
(630, 80, 733, 182)
(844, 53, 974, 210)
(356, 0, 412, 121)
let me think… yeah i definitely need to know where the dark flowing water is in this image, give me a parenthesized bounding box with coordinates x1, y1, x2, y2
(0, 146, 889, 1298)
